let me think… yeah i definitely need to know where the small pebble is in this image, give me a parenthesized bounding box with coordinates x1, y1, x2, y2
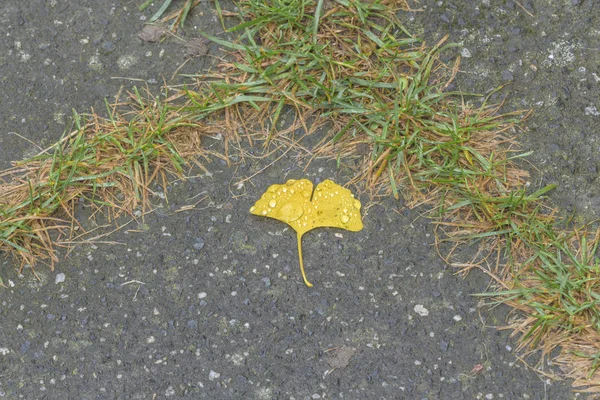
(414, 304, 429, 316)
(585, 106, 599, 116)
(440, 340, 449, 352)
(193, 238, 205, 250)
(187, 320, 198, 329)
(55, 273, 66, 284)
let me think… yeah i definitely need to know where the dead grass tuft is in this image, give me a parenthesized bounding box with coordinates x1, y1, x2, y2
(0, 88, 216, 276)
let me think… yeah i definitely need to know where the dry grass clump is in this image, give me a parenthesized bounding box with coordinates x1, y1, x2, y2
(493, 227, 600, 390)
(0, 89, 217, 275)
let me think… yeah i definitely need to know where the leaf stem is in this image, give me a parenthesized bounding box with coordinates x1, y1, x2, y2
(297, 233, 313, 287)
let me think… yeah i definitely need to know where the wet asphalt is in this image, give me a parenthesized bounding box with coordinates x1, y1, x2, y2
(1, 1, 599, 399)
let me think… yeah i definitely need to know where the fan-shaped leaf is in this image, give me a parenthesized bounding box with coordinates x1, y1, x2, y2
(250, 179, 363, 287)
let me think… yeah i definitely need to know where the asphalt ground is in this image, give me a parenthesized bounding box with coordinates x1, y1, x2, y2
(1, 1, 599, 399)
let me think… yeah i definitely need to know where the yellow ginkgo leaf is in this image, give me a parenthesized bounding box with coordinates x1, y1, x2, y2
(250, 179, 363, 287)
